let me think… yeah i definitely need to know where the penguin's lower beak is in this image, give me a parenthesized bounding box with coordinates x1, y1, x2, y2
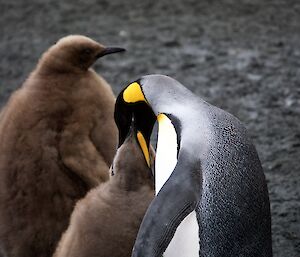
(96, 47, 126, 58)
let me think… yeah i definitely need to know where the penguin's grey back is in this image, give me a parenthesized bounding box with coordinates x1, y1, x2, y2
(197, 103, 272, 257)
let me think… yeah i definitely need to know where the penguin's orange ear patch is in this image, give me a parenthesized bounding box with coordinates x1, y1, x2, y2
(123, 82, 147, 103)
(137, 131, 150, 167)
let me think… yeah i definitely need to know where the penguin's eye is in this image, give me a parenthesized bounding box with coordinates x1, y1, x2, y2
(82, 48, 92, 55)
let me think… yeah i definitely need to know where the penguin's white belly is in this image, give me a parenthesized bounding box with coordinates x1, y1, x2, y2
(164, 211, 199, 257)
(156, 114, 199, 257)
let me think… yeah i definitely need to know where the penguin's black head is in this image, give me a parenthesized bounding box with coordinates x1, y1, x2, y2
(115, 75, 186, 166)
(114, 80, 156, 154)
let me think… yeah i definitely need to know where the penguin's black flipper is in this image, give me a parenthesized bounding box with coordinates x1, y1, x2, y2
(132, 152, 202, 257)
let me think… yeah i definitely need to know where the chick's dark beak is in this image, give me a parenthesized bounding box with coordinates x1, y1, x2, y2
(126, 115, 137, 141)
(124, 115, 151, 168)
(96, 47, 126, 58)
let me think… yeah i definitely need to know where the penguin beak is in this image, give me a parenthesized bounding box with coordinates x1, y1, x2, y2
(126, 115, 137, 138)
(123, 115, 151, 168)
(137, 131, 151, 167)
(96, 47, 126, 58)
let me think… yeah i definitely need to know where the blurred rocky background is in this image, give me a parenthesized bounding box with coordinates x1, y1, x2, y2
(1, 0, 299, 256)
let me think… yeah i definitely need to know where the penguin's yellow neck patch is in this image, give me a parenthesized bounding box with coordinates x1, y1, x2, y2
(137, 131, 150, 167)
(123, 82, 147, 103)
(157, 113, 167, 123)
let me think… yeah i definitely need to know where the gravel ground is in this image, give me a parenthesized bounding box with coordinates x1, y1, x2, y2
(1, 0, 300, 256)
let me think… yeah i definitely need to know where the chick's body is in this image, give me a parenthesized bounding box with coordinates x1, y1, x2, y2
(54, 127, 154, 257)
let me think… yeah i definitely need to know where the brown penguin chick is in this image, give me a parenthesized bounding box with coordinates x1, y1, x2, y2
(0, 35, 125, 257)
(53, 124, 155, 257)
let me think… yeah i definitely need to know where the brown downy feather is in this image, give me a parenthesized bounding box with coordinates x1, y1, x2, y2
(0, 35, 121, 257)
(53, 129, 155, 257)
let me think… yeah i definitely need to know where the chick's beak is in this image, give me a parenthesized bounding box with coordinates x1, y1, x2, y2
(96, 47, 126, 58)
(124, 116, 151, 168)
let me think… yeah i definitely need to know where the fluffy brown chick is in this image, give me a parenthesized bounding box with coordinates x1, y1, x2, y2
(53, 123, 155, 257)
(0, 35, 125, 257)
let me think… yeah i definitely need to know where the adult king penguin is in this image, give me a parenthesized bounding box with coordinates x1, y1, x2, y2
(114, 75, 272, 257)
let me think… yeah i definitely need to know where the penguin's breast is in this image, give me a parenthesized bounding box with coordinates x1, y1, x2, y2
(155, 114, 199, 257)
(155, 114, 178, 193)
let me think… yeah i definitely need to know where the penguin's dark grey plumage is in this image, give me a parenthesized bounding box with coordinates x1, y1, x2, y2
(114, 74, 272, 257)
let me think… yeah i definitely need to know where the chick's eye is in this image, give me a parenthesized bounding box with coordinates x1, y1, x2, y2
(83, 48, 92, 55)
